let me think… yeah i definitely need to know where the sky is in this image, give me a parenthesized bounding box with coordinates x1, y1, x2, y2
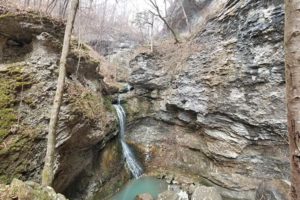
(120, 0, 170, 20)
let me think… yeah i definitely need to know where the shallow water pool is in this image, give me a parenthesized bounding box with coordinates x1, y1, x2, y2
(110, 176, 167, 200)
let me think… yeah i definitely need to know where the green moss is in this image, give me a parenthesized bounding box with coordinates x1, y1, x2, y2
(103, 96, 113, 112)
(68, 85, 102, 120)
(0, 134, 27, 155)
(0, 168, 23, 184)
(23, 96, 36, 108)
(0, 125, 41, 184)
(0, 175, 10, 184)
(0, 13, 15, 20)
(0, 108, 17, 139)
(79, 92, 100, 119)
(123, 97, 152, 122)
(0, 64, 33, 142)
(0, 78, 17, 141)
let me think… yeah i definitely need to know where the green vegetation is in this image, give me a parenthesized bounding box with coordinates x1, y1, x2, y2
(0, 63, 37, 184)
(103, 96, 114, 112)
(0, 64, 33, 142)
(0, 13, 15, 20)
(123, 97, 152, 122)
(70, 88, 102, 120)
(0, 124, 42, 184)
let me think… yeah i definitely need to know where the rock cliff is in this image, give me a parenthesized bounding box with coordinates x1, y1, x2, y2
(0, 6, 120, 197)
(0, 0, 290, 199)
(125, 0, 288, 199)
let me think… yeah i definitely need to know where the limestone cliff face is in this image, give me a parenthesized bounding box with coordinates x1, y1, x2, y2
(126, 0, 288, 199)
(0, 6, 118, 194)
(0, 1, 289, 199)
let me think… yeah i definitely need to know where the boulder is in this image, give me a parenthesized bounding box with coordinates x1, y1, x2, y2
(158, 190, 180, 200)
(255, 179, 290, 200)
(136, 193, 154, 200)
(191, 186, 222, 200)
(177, 190, 189, 200)
(0, 179, 67, 200)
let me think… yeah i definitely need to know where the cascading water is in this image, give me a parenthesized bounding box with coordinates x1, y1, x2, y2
(114, 100, 143, 179)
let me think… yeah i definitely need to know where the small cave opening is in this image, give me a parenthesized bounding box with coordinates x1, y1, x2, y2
(0, 35, 33, 63)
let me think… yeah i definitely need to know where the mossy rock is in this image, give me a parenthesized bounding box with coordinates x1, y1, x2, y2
(0, 7, 65, 42)
(0, 179, 67, 200)
(0, 125, 43, 185)
(0, 63, 33, 143)
(123, 97, 153, 122)
(0, 63, 37, 185)
(103, 96, 114, 112)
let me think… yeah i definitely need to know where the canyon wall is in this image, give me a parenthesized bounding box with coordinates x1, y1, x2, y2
(0, 6, 121, 197)
(125, 0, 288, 199)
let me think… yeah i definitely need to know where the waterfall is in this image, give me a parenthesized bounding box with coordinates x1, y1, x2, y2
(114, 102, 143, 179)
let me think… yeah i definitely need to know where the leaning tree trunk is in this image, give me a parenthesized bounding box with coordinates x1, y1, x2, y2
(159, 15, 179, 44)
(285, 0, 300, 199)
(148, 0, 179, 44)
(42, 0, 79, 187)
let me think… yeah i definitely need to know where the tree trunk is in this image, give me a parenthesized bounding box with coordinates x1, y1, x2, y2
(285, 0, 300, 199)
(180, 0, 191, 34)
(150, 14, 154, 52)
(160, 15, 179, 43)
(42, 0, 79, 187)
(148, 0, 179, 44)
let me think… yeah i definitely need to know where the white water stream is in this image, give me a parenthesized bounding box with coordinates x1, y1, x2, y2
(113, 103, 143, 178)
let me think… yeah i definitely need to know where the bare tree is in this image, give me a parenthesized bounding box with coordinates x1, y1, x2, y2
(24, 0, 31, 7)
(179, 0, 191, 34)
(42, 0, 79, 186)
(58, 0, 69, 18)
(148, 0, 179, 44)
(285, 0, 300, 199)
(150, 13, 154, 52)
(163, 0, 167, 17)
(46, 0, 58, 14)
(134, 11, 155, 51)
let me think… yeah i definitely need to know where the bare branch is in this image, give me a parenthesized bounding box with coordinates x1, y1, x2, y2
(147, 0, 179, 43)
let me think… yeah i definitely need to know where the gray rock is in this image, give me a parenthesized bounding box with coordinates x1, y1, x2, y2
(0, 179, 67, 200)
(158, 191, 180, 200)
(136, 193, 154, 200)
(177, 191, 189, 200)
(0, 9, 118, 200)
(191, 186, 222, 200)
(129, 53, 171, 90)
(255, 179, 290, 200)
(125, 1, 288, 200)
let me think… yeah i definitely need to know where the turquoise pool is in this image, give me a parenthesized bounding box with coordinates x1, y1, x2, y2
(110, 176, 168, 200)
